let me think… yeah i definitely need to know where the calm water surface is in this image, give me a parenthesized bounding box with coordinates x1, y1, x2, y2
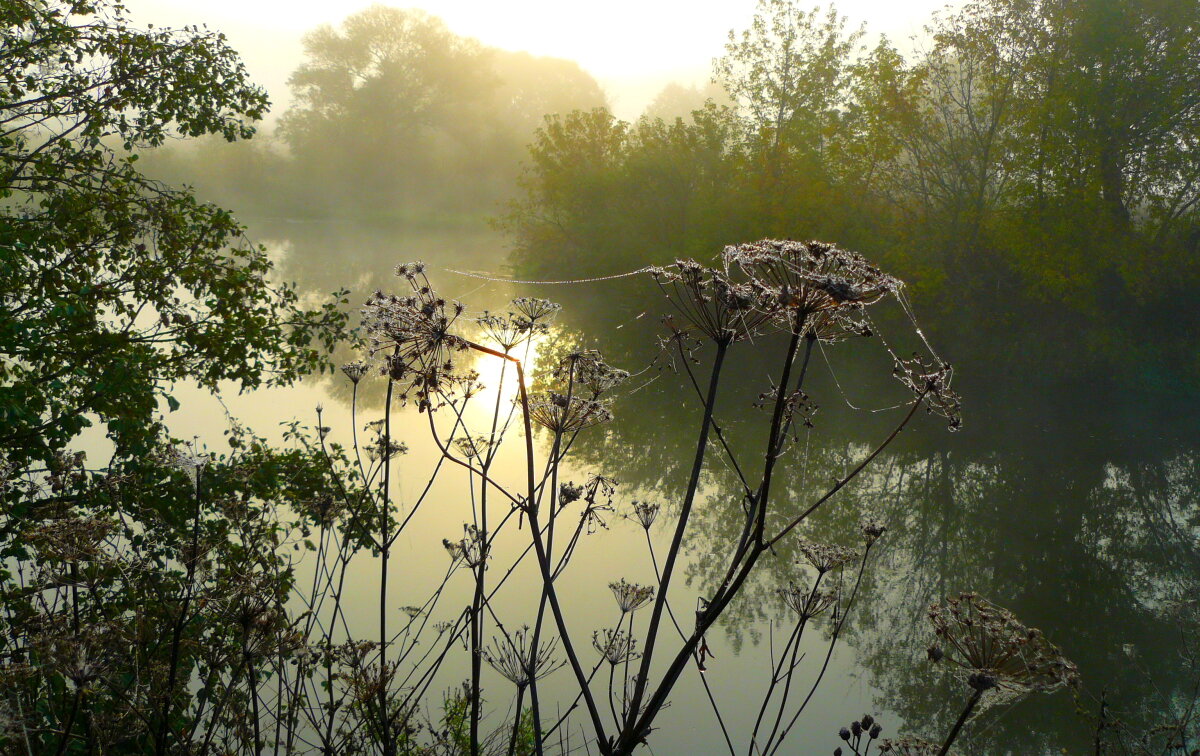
(165, 219, 1199, 754)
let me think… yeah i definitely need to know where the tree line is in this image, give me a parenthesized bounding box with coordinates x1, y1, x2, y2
(502, 0, 1200, 396)
(146, 5, 607, 224)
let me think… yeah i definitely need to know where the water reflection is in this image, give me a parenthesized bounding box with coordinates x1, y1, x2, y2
(541, 277, 1200, 752)
(222, 217, 1200, 753)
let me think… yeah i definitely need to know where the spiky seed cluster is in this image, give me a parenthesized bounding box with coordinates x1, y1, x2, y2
(592, 628, 639, 665)
(481, 626, 564, 688)
(631, 501, 659, 530)
(453, 435, 492, 460)
(443, 524, 486, 568)
(527, 392, 613, 433)
(893, 353, 962, 430)
(555, 350, 629, 398)
(609, 579, 654, 614)
(512, 297, 562, 322)
(475, 311, 541, 353)
(362, 263, 469, 408)
(777, 581, 838, 620)
(648, 259, 776, 343)
(797, 540, 858, 573)
(341, 360, 369, 384)
(926, 593, 1079, 697)
(723, 239, 900, 338)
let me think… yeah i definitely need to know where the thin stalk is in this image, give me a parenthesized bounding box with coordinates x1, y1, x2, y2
(769, 544, 874, 754)
(247, 649, 262, 755)
(53, 688, 82, 756)
(380, 373, 395, 756)
(529, 359, 575, 755)
(627, 338, 730, 733)
(155, 466, 204, 756)
(507, 684, 528, 756)
(939, 687, 984, 756)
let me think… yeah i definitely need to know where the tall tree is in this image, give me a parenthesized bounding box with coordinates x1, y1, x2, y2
(278, 5, 606, 219)
(715, 1, 863, 162)
(1, 0, 346, 472)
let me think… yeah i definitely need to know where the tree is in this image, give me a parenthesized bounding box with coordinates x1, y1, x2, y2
(715, 1, 863, 161)
(0, 3, 350, 749)
(278, 5, 606, 219)
(642, 80, 731, 122)
(1, 0, 348, 471)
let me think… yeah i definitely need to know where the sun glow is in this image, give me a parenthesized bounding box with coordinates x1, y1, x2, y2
(463, 328, 547, 426)
(119, 0, 951, 121)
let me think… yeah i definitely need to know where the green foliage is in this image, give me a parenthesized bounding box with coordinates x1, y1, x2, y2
(503, 0, 1200, 392)
(0, 1, 354, 752)
(0, 0, 350, 472)
(715, 0, 864, 159)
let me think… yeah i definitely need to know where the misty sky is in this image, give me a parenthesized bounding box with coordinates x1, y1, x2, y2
(122, 0, 958, 120)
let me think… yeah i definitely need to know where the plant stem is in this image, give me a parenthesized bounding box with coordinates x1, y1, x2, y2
(939, 687, 984, 756)
(626, 338, 729, 734)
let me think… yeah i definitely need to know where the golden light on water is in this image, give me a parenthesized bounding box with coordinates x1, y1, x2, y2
(463, 328, 548, 424)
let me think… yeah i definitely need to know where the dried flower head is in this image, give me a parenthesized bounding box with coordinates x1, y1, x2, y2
(367, 437, 408, 462)
(481, 626, 565, 688)
(443, 538, 466, 562)
(341, 360, 370, 384)
(648, 259, 777, 343)
(893, 353, 962, 430)
(631, 501, 660, 530)
(556, 350, 630, 398)
(797, 540, 858, 573)
(559, 482, 585, 505)
(777, 581, 838, 620)
(512, 297, 562, 322)
(592, 628, 639, 665)
(443, 524, 487, 568)
(26, 515, 117, 563)
(723, 239, 900, 338)
(610, 579, 655, 614)
(453, 435, 492, 460)
(362, 263, 469, 407)
(527, 392, 613, 433)
(927, 593, 1079, 697)
(861, 518, 887, 544)
(476, 311, 535, 352)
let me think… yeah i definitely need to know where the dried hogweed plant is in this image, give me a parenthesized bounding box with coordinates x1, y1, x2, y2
(0, 239, 983, 756)
(869, 594, 1078, 756)
(289, 243, 962, 756)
